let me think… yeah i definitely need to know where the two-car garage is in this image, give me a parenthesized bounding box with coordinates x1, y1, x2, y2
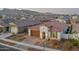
(31, 30, 40, 37)
(28, 25, 40, 37)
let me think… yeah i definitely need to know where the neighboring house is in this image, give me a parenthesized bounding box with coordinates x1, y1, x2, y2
(61, 15, 79, 40)
(0, 19, 41, 34)
(28, 21, 66, 41)
(20, 17, 26, 20)
(9, 22, 18, 34)
(55, 18, 66, 23)
(71, 14, 79, 20)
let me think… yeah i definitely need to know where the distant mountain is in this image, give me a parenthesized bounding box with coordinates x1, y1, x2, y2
(0, 8, 43, 16)
(0, 8, 72, 21)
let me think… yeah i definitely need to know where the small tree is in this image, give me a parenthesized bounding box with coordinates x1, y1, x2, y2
(71, 39, 78, 46)
(0, 27, 3, 33)
(71, 31, 79, 46)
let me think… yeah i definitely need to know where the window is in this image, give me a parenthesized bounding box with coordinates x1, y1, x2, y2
(50, 32, 52, 38)
(53, 32, 57, 38)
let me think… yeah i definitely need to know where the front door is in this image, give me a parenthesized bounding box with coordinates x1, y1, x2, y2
(42, 32, 46, 39)
(6, 27, 9, 32)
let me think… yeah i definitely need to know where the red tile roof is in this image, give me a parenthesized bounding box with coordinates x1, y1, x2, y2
(48, 21, 66, 32)
(29, 21, 66, 32)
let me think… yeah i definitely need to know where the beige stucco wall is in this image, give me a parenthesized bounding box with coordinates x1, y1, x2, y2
(10, 26, 18, 34)
(57, 32, 61, 41)
(28, 29, 31, 36)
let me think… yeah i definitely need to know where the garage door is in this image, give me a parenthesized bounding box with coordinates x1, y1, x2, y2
(31, 30, 40, 37)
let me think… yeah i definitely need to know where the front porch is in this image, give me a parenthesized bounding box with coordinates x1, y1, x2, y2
(28, 28, 61, 40)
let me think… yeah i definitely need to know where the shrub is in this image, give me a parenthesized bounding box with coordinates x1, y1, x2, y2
(0, 27, 3, 33)
(63, 40, 73, 51)
(71, 39, 79, 46)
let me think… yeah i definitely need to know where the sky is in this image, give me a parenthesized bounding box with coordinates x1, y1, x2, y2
(0, 8, 79, 15)
(26, 8, 79, 15)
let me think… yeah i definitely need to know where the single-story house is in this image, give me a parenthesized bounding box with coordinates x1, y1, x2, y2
(28, 21, 66, 41)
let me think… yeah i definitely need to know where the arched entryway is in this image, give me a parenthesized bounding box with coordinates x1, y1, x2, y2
(40, 26, 48, 39)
